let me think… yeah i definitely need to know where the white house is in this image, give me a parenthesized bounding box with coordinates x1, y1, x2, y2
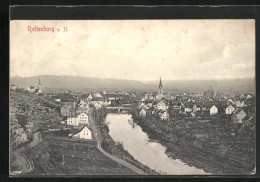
(227, 99, 234, 104)
(157, 101, 167, 111)
(192, 105, 198, 113)
(86, 94, 93, 101)
(67, 112, 88, 126)
(138, 102, 148, 109)
(144, 93, 154, 100)
(235, 101, 244, 108)
(156, 94, 164, 101)
(94, 92, 103, 98)
(70, 125, 92, 140)
(10, 84, 16, 91)
(226, 105, 235, 115)
(184, 105, 193, 113)
(27, 86, 35, 93)
(139, 108, 146, 117)
(67, 116, 79, 126)
(78, 112, 89, 125)
(78, 99, 89, 108)
(246, 95, 252, 99)
(94, 102, 102, 109)
(190, 112, 196, 118)
(89, 97, 104, 106)
(159, 111, 169, 121)
(210, 105, 218, 115)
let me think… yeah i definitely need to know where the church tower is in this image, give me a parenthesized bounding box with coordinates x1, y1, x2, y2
(158, 77, 163, 95)
(38, 77, 42, 89)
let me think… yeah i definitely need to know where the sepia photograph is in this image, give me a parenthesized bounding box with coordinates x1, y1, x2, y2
(9, 19, 256, 176)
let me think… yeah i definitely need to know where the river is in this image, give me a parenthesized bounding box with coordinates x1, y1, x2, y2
(105, 113, 208, 175)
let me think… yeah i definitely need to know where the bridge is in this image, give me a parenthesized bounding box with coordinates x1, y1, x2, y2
(106, 106, 132, 113)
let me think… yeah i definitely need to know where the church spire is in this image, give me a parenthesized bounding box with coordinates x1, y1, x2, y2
(158, 77, 163, 95)
(38, 77, 42, 88)
(159, 77, 162, 88)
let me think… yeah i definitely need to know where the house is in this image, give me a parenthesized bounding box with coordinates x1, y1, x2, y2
(94, 92, 103, 98)
(232, 110, 247, 123)
(78, 112, 89, 125)
(10, 84, 16, 91)
(69, 125, 92, 140)
(227, 99, 234, 104)
(210, 105, 218, 115)
(159, 111, 169, 121)
(67, 115, 79, 126)
(193, 104, 198, 113)
(145, 100, 153, 108)
(235, 101, 244, 108)
(169, 102, 182, 114)
(138, 102, 148, 109)
(78, 99, 88, 108)
(144, 93, 155, 100)
(164, 93, 173, 101)
(246, 95, 252, 99)
(156, 93, 164, 100)
(86, 94, 93, 101)
(94, 102, 102, 109)
(226, 105, 235, 115)
(190, 112, 196, 118)
(77, 100, 89, 114)
(184, 107, 193, 113)
(139, 108, 146, 117)
(89, 97, 104, 106)
(184, 103, 193, 113)
(195, 133, 209, 139)
(27, 86, 35, 93)
(157, 101, 167, 111)
(201, 106, 207, 112)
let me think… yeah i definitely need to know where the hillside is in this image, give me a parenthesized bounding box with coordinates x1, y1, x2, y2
(10, 75, 147, 90)
(10, 75, 255, 94)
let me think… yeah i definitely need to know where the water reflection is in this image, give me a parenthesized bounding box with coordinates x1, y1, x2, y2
(106, 113, 208, 175)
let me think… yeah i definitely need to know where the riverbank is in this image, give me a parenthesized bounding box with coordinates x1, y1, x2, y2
(92, 108, 159, 175)
(132, 114, 255, 175)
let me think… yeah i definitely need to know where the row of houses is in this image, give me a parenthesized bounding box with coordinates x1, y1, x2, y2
(137, 78, 253, 123)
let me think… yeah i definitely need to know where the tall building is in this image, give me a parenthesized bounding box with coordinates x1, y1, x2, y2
(38, 77, 42, 89)
(37, 78, 42, 94)
(156, 77, 164, 100)
(158, 77, 163, 95)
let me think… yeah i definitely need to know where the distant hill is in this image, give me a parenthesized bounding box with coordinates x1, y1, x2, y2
(10, 75, 255, 94)
(10, 75, 147, 90)
(143, 79, 255, 94)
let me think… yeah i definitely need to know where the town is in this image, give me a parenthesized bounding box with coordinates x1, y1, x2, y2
(10, 77, 255, 175)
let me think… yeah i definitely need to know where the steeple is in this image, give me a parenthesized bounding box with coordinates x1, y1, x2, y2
(38, 77, 42, 89)
(158, 77, 163, 95)
(159, 77, 162, 88)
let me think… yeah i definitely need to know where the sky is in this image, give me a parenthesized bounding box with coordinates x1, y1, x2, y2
(10, 20, 255, 81)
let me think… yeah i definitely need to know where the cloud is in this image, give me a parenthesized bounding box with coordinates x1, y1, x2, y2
(10, 20, 255, 80)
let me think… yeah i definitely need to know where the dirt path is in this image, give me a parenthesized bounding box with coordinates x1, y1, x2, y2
(11, 147, 29, 175)
(88, 109, 147, 175)
(11, 132, 42, 175)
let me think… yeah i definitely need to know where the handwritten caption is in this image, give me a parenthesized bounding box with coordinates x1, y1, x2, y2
(27, 26, 68, 33)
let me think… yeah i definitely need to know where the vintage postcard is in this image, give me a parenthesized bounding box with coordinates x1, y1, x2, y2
(10, 20, 255, 176)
